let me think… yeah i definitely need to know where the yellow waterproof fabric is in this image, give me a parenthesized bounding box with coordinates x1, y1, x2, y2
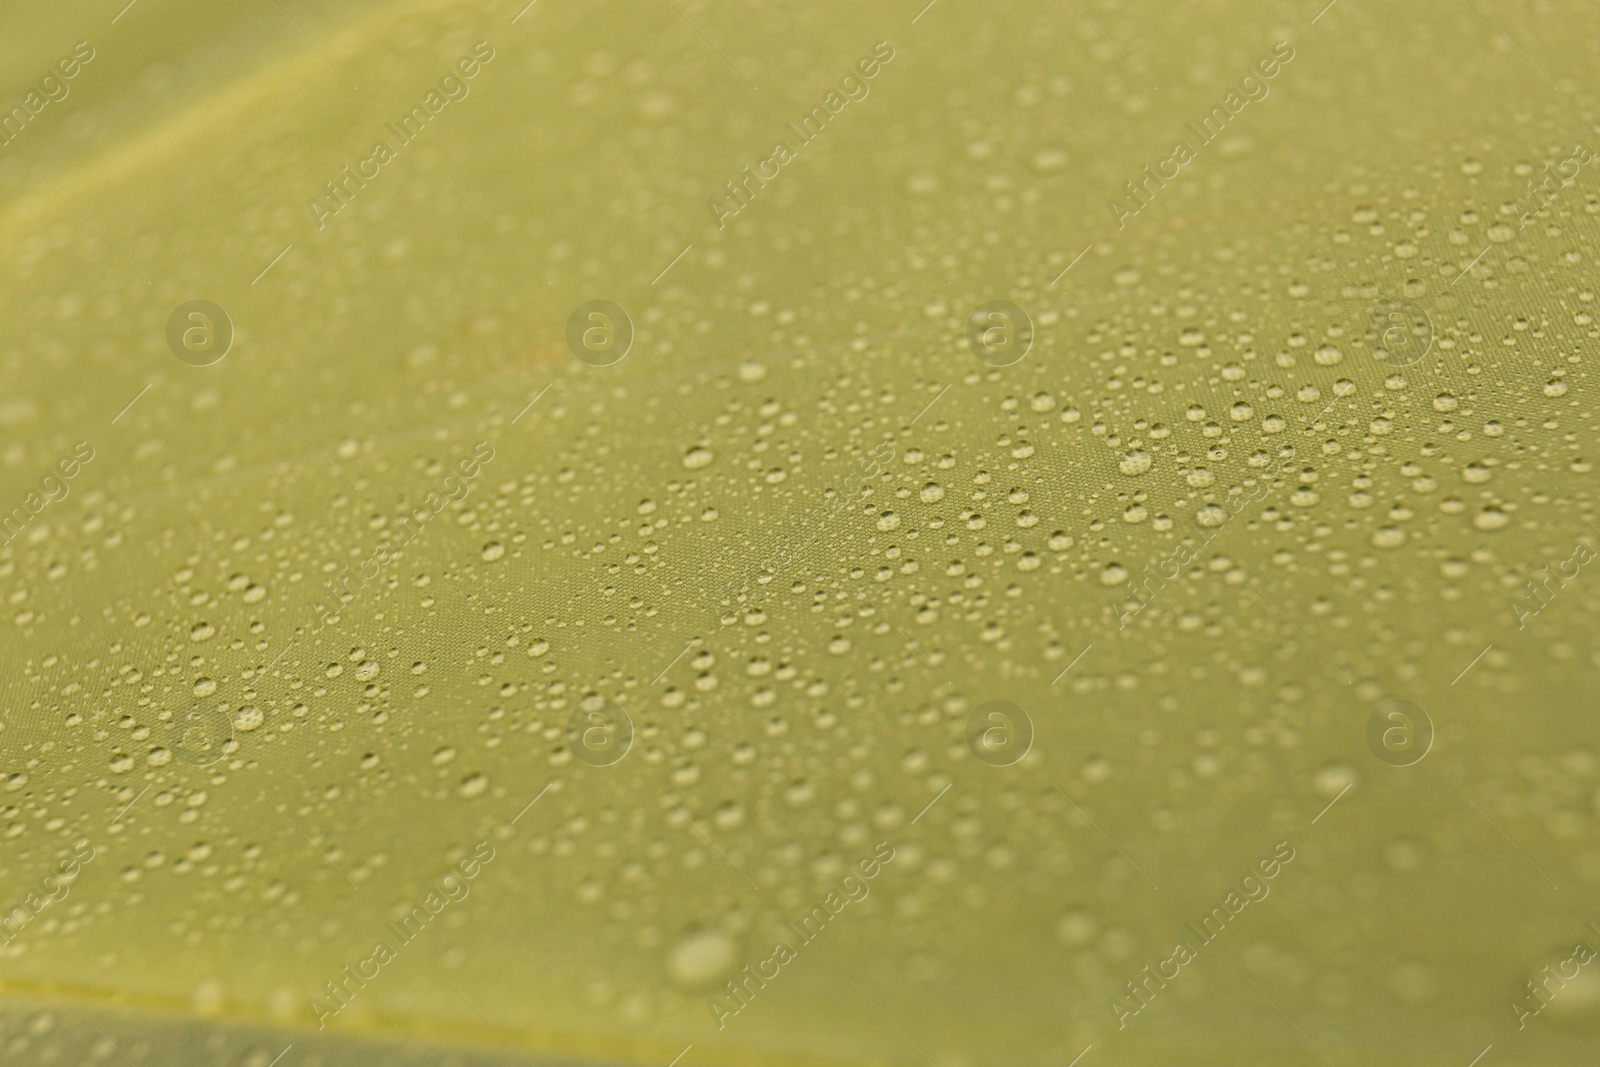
(2, 1, 1598, 1064)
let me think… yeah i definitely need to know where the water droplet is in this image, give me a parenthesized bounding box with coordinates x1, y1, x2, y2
(1474, 507, 1510, 530)
(668, 928, 738, 988)
(1031, 147, 1068, 172)
(1119, 450, 1151, 476)
(1372, 526, 1407, 548)
(1056, 909, 1097, 946)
